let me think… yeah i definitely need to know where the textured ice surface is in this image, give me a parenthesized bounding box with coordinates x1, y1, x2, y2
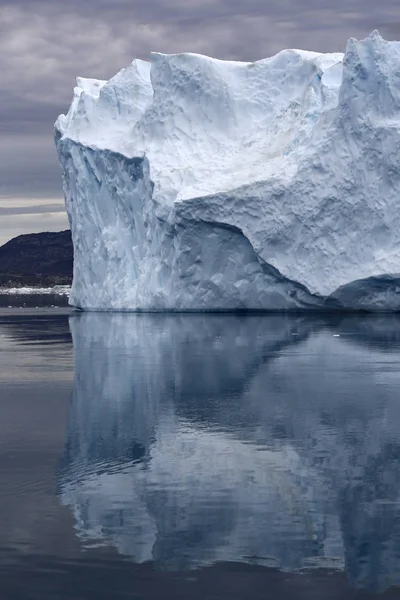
(55, 31, 400, 311)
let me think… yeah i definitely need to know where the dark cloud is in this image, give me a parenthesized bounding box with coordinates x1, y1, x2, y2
(0, 134, 63, 198)
(0, 0, 399, 241)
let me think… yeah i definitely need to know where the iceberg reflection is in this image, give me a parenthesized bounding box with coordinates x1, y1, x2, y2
(59, 313, 400, 592)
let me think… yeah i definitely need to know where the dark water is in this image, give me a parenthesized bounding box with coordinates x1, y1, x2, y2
(0, 292, 69, 308)
(1, 309, 400, 599)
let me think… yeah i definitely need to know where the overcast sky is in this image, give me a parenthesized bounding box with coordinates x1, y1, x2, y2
(1, 0, 400, 244)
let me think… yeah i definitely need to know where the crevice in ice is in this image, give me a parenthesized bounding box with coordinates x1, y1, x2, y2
(190, 218, 336, 311)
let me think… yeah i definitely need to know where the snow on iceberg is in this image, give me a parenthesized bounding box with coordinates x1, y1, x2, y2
(55, 31, 400, 311)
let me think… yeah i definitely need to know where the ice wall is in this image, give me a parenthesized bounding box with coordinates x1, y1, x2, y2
(55, 32, 400, 311)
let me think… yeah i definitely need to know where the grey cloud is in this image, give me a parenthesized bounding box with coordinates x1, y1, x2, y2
(0, 0, 399, 240)
(0, 135, 63, 198)
(0, 93, 62, 136)
(0, 204, 65, 216)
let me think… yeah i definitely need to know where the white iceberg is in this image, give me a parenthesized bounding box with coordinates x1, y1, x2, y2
(55, 31, 400, 311)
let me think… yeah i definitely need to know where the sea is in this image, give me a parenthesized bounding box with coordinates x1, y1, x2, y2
(1, 288, 400, 599)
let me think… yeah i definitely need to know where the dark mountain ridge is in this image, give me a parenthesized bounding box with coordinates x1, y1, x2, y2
(0, 230, 73, 287)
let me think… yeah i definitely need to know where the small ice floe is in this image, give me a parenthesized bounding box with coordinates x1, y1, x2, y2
(0, 285, 71, 296)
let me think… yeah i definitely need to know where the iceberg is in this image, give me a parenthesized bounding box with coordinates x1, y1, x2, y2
(55, 31, 400, 311)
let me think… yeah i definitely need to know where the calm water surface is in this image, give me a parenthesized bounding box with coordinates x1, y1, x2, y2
(1, 308, 400, 599)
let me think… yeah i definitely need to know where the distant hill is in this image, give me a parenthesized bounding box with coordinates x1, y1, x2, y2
(0, 230, 73, 287)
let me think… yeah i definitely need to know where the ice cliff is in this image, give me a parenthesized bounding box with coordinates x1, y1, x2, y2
(55, 31, 400, 311)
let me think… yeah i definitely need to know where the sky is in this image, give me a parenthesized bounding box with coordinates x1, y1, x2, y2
(1, 0, 400, 245)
